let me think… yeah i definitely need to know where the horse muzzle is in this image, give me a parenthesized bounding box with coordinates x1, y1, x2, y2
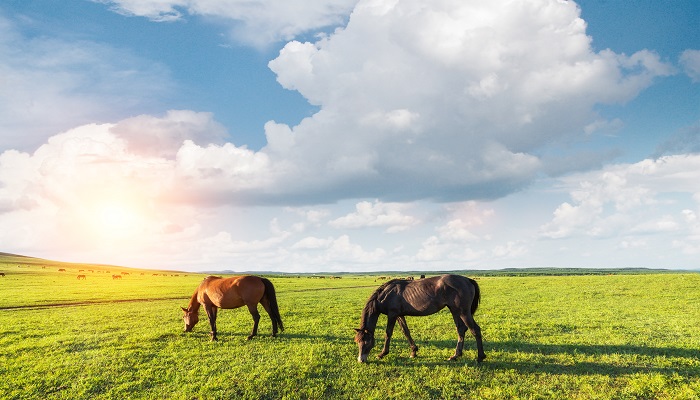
(357, 353, 368, 363)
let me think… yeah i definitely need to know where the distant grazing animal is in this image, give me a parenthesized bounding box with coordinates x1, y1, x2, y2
(112, 274, 122, 280)
(0, 272, 5, 277)
(354, 274, 485, 363)
(58, 269, 66, 272)
(77, 275, 86, 280)
(181, 275, 283, 341)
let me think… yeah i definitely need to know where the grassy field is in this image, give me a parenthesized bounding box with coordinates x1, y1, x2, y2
(1, 255, 699, 399)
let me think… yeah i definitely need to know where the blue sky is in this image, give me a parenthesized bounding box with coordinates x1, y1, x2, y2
(0, 0, 698, 272)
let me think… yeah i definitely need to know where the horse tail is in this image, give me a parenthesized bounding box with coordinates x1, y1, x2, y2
(261, 278, 284, 332)
(468, 277, 480, 315)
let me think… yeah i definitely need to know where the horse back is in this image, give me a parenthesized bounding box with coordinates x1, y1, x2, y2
(198, 275, 265, 309)
(379, 275, 476, 316)
(376, 277, 444, 316)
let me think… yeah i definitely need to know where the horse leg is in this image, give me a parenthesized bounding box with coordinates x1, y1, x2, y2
(205, 304, 218, 341)
(462, 313, 486, 362)
(448, 308, 467, 361)
(377, 315, 397, 359)
(396, 316, 419, 358)
(260, 298, 278, 337)
(246, 304, 260, 340)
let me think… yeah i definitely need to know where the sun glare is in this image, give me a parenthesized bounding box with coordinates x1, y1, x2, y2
(96, 202, 140, 233)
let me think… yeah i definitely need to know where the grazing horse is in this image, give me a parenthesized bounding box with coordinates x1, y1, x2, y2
(112, 274, 122, 280)
(354, 274, 485, 363)
(181, 275, 284, 341)
(76, 274, 86, 280)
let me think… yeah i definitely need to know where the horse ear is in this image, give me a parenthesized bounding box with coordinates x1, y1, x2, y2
(181, 307, 189, 312)
(353, 328, 362, 333)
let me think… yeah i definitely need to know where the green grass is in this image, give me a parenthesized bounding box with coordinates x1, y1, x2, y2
(1, 256, 699, 399)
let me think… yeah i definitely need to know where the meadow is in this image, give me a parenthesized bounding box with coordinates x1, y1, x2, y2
(0, 254, 699, 399)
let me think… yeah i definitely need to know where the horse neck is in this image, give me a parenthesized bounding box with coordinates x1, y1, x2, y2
(187, 291, 201, 313)
(360, 301, 380, 333)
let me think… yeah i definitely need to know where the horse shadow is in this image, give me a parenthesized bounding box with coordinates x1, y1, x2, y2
(396, 339, 700, 378)
(164, 330, 349, 343)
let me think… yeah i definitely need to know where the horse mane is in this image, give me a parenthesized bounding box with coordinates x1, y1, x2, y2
(360, 279, 403, 329)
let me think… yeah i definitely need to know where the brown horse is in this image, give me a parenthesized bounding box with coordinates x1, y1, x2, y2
(181, 275, 284, 341)
(354, 274, 485, 363)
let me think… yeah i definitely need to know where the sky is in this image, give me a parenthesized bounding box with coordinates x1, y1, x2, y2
(0, 0, 699, 273)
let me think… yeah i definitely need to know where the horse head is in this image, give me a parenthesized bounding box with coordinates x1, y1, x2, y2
(353, 328, 375, 363)
(181, 307, 199, 332)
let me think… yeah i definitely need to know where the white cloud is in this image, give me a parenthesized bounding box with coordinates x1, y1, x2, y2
(265, 0, 672, 202)
(6, 1, 676, 207)
(414, 235, 483, 264)
(680, 49, 700, 83)
(492, 241, 528, 259)
(541, 154, 700, 239)
(294, 234, 388, 267)
(100, 0, 358, 47)
(291, 236, 334, 250)
(111, 110, 228, 158)
(329, 200, 419, 233)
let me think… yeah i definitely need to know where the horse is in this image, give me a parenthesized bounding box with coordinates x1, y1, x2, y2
(181, 275, 284, 341)
(76, 274, 86, 280)
(354, 274, 485, 363)
(112, 274, 122, 279)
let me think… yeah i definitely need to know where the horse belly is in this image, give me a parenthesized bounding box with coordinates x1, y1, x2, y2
(219, 296, 246, 309)
(402, 303, 443, 316)
(215, 288, 249, 309)
(401, 288, 444, 315)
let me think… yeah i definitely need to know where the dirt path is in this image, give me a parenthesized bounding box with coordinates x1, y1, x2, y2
(0, 297, 187, 311)
(0, 285, 377, 311)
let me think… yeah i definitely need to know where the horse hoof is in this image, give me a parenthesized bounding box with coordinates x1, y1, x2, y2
(246, 336, 254, 341)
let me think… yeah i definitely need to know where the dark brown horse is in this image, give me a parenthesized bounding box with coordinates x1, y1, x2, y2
(181, 275, 284, 341)
(354, 274, 485, 363)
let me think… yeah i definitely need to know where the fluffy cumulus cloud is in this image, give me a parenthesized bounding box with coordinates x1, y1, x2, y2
(0, 112, 231, 262)
(264, 0, 673, 202)
(540, 154, 700, 241)
(6, 0, 675, 208)
(99, 0, 358, 47)
(329, 200, 419, 232)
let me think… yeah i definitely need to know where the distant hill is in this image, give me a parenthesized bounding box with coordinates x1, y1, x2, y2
(2, 251, 695, 276)
(0, 251, 187, 274)
(0, 252, 32, 258)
